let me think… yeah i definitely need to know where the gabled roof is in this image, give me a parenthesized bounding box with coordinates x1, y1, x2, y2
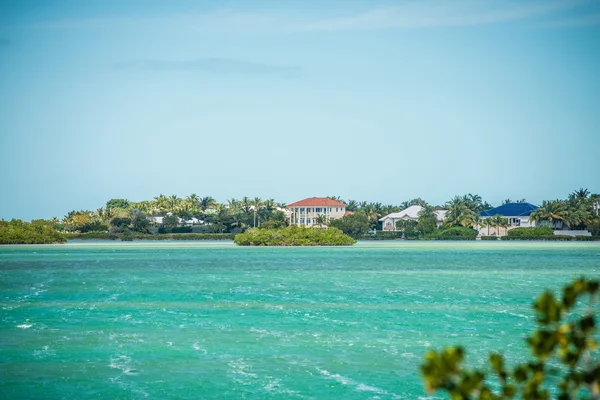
(287, 197, 347, 207)
(379, 205, 446, 222)
(480, 202, 539, 217)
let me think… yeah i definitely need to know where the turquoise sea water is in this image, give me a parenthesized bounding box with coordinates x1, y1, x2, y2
(1, 241, 599, 399)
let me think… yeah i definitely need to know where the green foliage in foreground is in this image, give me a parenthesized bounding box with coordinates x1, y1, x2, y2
(234, 227, 356, 246)
(0, 219, 66, 244)
(421, 278, 599, 399)
(65, 232, 235, 241)
(507, 227, 554, 238)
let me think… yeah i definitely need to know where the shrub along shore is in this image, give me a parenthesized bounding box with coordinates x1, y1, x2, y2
(234, 227, 355, 246)
(64, 232, 235, 241)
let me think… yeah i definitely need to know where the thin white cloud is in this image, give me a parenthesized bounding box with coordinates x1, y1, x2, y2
(305, 0, 591, 30)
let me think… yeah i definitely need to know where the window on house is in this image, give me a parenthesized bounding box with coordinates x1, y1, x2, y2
(329, 208, 332, 212)
(316, 208, 321, 213)
(300, 218, 304, 224)
(336, 208, 338, 212)
(300, 208, 304, 213)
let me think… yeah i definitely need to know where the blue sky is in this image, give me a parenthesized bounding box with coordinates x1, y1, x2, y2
(1, 0, 599, 220)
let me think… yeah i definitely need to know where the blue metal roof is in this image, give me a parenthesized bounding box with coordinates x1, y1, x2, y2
(479, 202, 539, 217)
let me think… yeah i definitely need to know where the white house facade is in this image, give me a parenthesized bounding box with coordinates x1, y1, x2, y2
(478, 202, 538, 236)
(286, 197, 347, 227)
(379, 205, 447, 231)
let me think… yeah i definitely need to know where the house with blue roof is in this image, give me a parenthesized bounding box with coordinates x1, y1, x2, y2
(479, 202, 539, 236)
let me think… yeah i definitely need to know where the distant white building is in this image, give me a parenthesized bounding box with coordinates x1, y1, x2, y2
(379, 205, 446, 231)
(148, 216, 164, 225)
(147, 215, 204, 226)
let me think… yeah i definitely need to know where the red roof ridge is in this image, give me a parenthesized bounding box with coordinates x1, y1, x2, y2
(287, 197, 347, 207)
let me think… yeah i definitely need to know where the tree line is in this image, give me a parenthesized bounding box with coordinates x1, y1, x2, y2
(6, 188, 598, 238)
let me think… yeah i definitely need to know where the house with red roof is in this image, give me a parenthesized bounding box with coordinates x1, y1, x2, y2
(286, 197, 347, 227)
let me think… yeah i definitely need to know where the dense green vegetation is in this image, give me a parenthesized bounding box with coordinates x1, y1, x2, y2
(65, 233, 234, 241)
(499, 227, 600, 241)
(57, 195, 287, 236)
(506, 226, 554, 238)
(0, 219, 66, 244)
(421, 278, 599, 399)
(359, 231, 405, 240)
(234, 227, 355, 246)
(424, 226, 479, 240)
(329, 213, 371, 238)
(530, 189, 600, 234)
(10, 187, 599, 241)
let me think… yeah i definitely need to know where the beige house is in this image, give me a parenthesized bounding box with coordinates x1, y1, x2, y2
(287, 197, 347, 226)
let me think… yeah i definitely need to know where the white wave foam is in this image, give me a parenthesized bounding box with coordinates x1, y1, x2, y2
(317, 367, 394, 397)
(109, 355, 138, 375)
(192, 342, 207, 354)
(17, 324, 32, 329)
(356, 383, 386, 394)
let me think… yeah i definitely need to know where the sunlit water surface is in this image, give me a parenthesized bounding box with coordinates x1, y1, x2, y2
(1, 241, 599, 399)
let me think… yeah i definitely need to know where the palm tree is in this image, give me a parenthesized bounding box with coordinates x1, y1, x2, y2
(252, 197, 263, 227)
(591, 194, 600, 216)
(346, 200, 358, 212)
(315, 214, 328, 227)
(200, 196, 217, 212)
(407, 198, 427, 207)
(186, 194, 201, 213)
(484, 218, 493, 236)
(153, 194, 169, 213)
(166, 195, 181, 213)
(570, 188, 590, 202)
(499, 216, 509, 236)
(566, 200, 592, 229)
(444, 196, 464, 209)
(417, 205, 438, 234)
(227, 198, 239, 209)
(502, 198, 513, 205)
(480, 201, 494, 211)
(444, 203, 474, 227)
(95, 207, 106, 222)
(529, 200, 569, 228)
(418, 204, 437, 220)
(467, 193, 483, 211)
(491, 214, 508, 236)
(471, 214, 486, 230)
